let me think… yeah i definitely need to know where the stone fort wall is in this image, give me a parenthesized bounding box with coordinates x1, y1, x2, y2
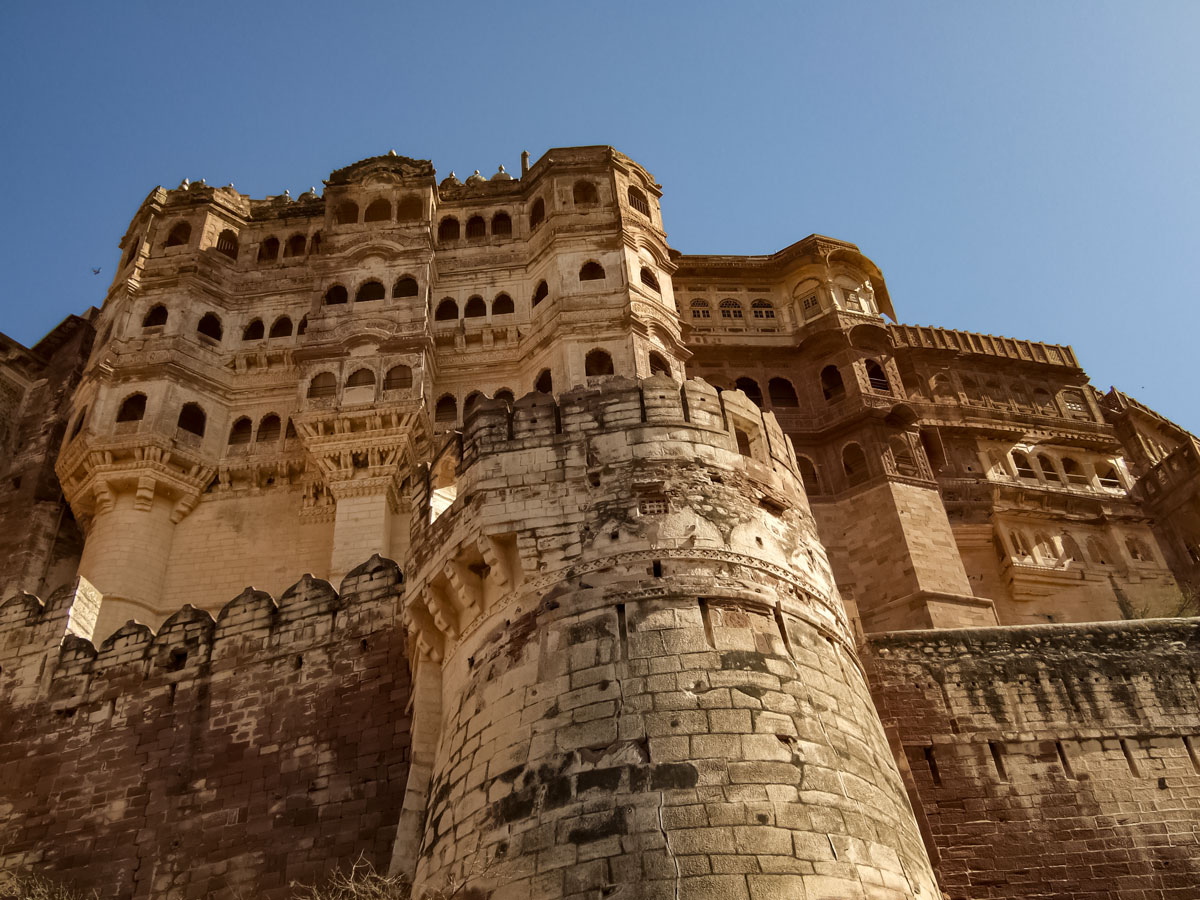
(0, 557, 410, 900)
(865, 620, 1200, 900)
(399, 376, 941, 900)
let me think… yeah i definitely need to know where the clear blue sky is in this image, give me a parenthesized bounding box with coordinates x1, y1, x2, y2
(2, 2, 1197, 427)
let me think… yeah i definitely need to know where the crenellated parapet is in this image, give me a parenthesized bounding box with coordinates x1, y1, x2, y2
(0, 555, 403, 711)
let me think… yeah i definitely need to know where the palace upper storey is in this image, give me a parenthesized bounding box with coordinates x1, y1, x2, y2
(0, 144, 1196, 641)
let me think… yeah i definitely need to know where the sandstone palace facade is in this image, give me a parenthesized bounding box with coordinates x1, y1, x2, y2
(1, 147, 1198, 900)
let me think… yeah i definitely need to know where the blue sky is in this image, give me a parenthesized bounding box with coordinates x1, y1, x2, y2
(2, 2, 1197, 427)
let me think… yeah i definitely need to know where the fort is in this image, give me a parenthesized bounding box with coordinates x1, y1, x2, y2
(0, 145, 1197, 899)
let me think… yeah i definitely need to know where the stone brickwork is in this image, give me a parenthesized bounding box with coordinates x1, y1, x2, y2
(400, 377, 939, 899)
(0, 143, 1199, 899)
(0, 557, 410, 900)
(865, 620, 1200, 899)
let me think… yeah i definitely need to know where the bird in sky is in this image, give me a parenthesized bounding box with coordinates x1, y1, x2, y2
(91, 267, 101, 275)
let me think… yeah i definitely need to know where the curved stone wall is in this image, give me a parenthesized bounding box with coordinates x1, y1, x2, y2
(403, 376, 938, 899)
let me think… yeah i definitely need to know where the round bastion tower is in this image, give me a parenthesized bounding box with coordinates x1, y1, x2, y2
(398, 375, 940, 900)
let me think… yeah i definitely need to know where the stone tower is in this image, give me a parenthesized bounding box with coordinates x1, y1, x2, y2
(397, 378, 939, 898)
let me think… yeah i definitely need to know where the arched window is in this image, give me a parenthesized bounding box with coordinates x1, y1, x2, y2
(177, 403, 206, 437)
(165, 221, 191, 247)
(257, 236, 280, 262)
(335, 201, 359, 225)
(1061, 534, 1083, 563)
(865, 359, 891, 392)
(573, 180, 599, 205)
(691, 299, 711, 319)
(464, 296, 486, 318)
(530, 198, 546, 230)
(751, 300, 775, 319)
(435, 395, 457, 424)
(307, 372, 337, 399)
(495, 389, 515, 404)
(346, 368, 376, 388)
(1123, 535, 1152, 564)
(1009, 530, 1032, 559)
(890, 436, 920, 478)
(69, 408, 87, 440)
(297, 316, 308, 335)
(269, 316, 293, 338)
(493, 293, 514, 315)
(242, 319, 264, 341)
(197, 313, 223, 341)
(842, 443, 869, 486)
(1035, 455, 1062, 484)
(466, 216, 486, 240)
(627, 186, 650, 216)
(648, 351, 671, 377)
(799, 457, 821, 495)
(1095, 462, 1122, 490)
(437, 217, 460, 242)
(492, 212, 512, 237)
(735, 377, 763, 406)
(286, 419, 297, 440)
(1061, 390, 1091, 421)
(324, 285, 348, 306)
(143, 305, 168, 328)
(640, 268, 660, 292)
(1011, 451, 1036, 479)
(257, 415, 281, 443)
(396, 195, 423, 221)
(719, 299, 743, 319)
(1034, 533, 1058, 564)
(309, 233, 322, 255)
(768, 378, 798, 407)
(1087, 537, 1115, 566)
(434, 298, 458, 321)
(364, 199, 391, 222)
(464, 392, 484, 417)
(116, 393, 146, 422)
(228, 417, 253, 445)
(535, 369, 553, 394)
(1032, 388, 1056, 415)
(532, 281, 549, 307)
(284, 234, 306, 257)
(960, 377, 979, 404)
(356, 281, 385, 302)
(820, 365, 845, 402)
(384, 365, 412, 390)
(931, 374, 955, 402)
(1061, 456, 1087, 486)
(215, 230, 239, 259)
(580, 261, 605, 281)
(393, 276, 419, 298)
(585, 349, 615, 377)
(735, 429, 752, 457)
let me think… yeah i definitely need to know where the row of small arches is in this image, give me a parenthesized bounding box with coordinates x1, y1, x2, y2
(1001, 529, 1152, 569)
(324, 277, 419, 306)
(690, 298, 776, 320)
(142, 307, 307, 342)
(437, 212, 513, 243)
(228, 414, 296, 446)
(797, 437, 921, 495)
(334, 195, 425, 225)
(1004, 450, 1122, 489)
(434, 293, 515, 321)
(713, 362, 891, 409)
(114, 394, 208, 437)
(257, 233, 321, 261)
(307, 365, 414, 399)
(163, 222, 239, 260)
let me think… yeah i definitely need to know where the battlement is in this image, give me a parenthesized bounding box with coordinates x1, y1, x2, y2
(456, 374, 799, 480)
(890, 322, 1081, 369)
(0, 555, 403, 709)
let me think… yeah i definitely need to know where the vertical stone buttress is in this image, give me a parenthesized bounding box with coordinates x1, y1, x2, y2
(399, 376, 940, 900)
